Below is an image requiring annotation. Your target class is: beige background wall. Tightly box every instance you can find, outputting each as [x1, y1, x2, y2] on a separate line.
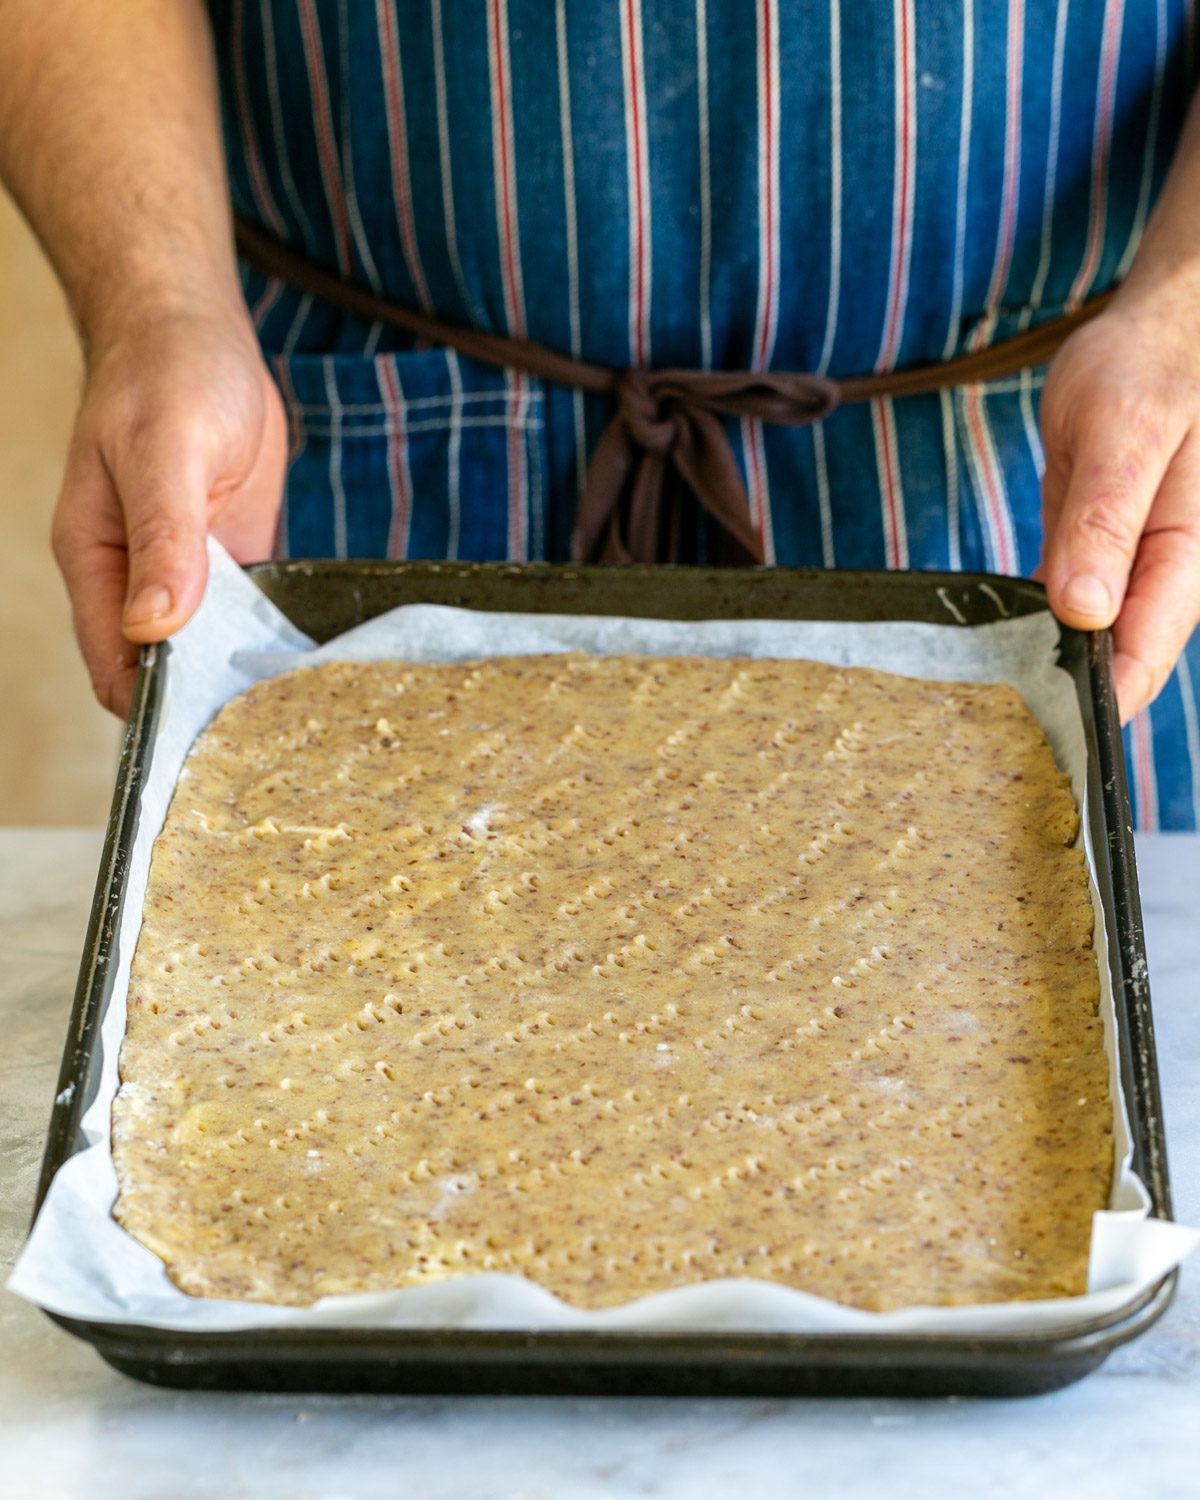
[1, 191, 120, 825]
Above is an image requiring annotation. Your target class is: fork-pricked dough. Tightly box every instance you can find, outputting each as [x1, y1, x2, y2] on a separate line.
[112, 654, 1111, 1310]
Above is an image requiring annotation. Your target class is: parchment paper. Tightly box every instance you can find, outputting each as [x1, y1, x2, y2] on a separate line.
[10, 540, 1197, 1334]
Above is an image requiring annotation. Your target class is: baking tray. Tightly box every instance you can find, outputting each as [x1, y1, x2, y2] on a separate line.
[31, 562, 1176, 1396]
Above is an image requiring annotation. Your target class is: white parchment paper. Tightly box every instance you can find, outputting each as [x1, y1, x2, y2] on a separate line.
[10, 541, 1198, 1334]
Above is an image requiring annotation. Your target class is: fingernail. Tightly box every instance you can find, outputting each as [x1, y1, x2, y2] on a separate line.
[1061, 574, 1112, 620]
[124, 585, 173, 626]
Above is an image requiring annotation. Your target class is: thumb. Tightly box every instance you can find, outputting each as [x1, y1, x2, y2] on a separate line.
[116, 434, 212, 644]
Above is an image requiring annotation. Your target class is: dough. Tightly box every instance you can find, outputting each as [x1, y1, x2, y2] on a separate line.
[112, 654, 1111, 1309]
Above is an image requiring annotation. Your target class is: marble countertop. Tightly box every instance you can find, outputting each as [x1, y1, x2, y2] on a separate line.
[1, 828, 1197, 1500]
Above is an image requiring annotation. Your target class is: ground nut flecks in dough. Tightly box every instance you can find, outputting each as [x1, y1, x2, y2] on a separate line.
[112, 654, 1111, 1310]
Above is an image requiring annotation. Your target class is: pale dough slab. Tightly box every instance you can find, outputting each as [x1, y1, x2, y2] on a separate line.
[112, 654, 1111, 1310]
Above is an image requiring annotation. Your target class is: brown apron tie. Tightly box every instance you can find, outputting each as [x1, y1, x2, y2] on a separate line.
[580, 367, 839, 563]
[235, 215, 1114, 566]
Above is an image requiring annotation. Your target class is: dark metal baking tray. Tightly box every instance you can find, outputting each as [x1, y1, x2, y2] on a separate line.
[31, 562, 1176, 1396]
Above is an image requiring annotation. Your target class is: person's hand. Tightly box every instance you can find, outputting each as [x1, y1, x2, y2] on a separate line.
[51, 305, 288, 718]
[1040, 287, 1200, 723]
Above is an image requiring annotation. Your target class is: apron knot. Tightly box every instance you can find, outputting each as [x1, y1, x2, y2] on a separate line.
[572, 367, 841, 566]
[616, 369, 679, 456]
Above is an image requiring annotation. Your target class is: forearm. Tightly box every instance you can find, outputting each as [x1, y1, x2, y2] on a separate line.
[0, 0, 244, 356]
[1116, 89, 1200, 311]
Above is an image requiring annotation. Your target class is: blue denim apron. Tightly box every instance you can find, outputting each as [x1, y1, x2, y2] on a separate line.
[211, 0, 1199, 828]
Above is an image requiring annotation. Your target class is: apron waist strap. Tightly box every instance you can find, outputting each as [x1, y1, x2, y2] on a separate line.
[235, 215, 1112, 566]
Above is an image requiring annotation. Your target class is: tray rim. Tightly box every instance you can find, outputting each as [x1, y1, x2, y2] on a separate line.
[28, 561, 1177, 1396]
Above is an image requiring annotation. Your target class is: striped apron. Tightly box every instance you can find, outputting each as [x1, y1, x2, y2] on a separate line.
[211, 0, 1200, 828]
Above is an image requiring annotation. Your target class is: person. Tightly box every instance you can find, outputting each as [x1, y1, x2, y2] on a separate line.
[1, 2, 1198, 827]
